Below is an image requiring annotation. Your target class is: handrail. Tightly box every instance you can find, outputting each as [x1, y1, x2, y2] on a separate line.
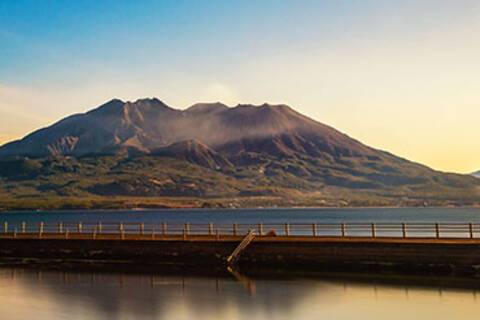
[0, 221, 479, 240]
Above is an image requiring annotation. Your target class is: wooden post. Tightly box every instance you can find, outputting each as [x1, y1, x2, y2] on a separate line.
[435, 223, 440, 238]
[208, 223, 213, 236]
[97, 222, 102, 234]
[77, 222, 83, 234]
[162, 222, 167, 236]
[402, 223, 407, 239]
[65, 228, 69, 239]
[92, 227, 97, 240]
[371, 223, 376, 238]
[3, 222, 8, 234]
[312, 223, 317, 237]
[216, 229, 220, 241]
[341, 223, 346, 237]
[284, 223, 290, 236]
[140, 223, 145, 235]
[233, 223, 238, 236]
[151, 227, 155, 240]
[13, 228, 17, 239]
[58, 222, 64, 234]
[257, 223, 264, 236]
[469, 223, 474, 239]
[21, 222, 26, 234]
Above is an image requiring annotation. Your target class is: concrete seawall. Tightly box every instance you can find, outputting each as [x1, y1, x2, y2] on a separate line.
[1, 236, 480, 276]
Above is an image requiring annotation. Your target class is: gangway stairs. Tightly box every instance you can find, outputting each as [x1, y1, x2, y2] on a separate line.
[226, 229, 256, 267]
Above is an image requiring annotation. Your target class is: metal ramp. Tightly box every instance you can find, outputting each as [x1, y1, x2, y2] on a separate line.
[226, 229, 256, 267]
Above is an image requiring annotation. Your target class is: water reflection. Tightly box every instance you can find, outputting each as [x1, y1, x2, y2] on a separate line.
[0, 268, 479, 320]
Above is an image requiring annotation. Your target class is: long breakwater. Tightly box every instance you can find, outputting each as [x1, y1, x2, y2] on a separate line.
[1, 221, 480, 277]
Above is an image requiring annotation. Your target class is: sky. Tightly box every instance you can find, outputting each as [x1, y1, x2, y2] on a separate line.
[0, 0, 479, 174]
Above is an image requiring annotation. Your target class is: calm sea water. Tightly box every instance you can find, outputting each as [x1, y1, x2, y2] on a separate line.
[1, 208, 480, 319]
[1, 207, 480, 224]
[0, 267, 478, 320]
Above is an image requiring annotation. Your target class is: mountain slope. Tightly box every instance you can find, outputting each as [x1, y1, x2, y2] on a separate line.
[0, 98, 479, 209]
[151, 140, 232, 169]
[472, 171, 480, 178]
[0, 99, 378, 159]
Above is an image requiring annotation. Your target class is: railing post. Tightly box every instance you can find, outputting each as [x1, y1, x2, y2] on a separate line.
[312, 223, 317, 237]
[435, 223, 440, 239]
[77, 222, 83, 234]
[58, 222, 64, 234]
[39, 222, 44, 238]
[284, 223, 290, 236]
[371, 223, 376, 238]
[119, 223, 125, 240]
[469, 223, 474, 239]
[162, 222, 167, 236]
[140, 223, 145, 235]
[258, 223, 263, 236]
[341, 223, 346, 237]
[151, 227, 156, 240]
[65, 228, 69, 239]
[183, 223, 189, 240]
[3, 222, 8, 234]
[92, 227, 97, 240]
[13, 228, 17, 239]
[97, 222, 102, 234]
[402, 223, 407, 238]
[208, 223, 213, 236]
[233, 223, 238, 236]
[21, 222, 26, 234]
[216, 229, 220, 241]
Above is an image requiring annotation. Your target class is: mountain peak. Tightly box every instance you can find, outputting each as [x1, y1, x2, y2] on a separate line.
[109, 98, 125, 104]
[126, 98, 174, 111]
[186, 102, 229, 114]
[132, 97, 165, 105]
[231, 103, 296, 116]
[89, 98, 172, 116]
[234, 102, 291, 108]
[87, 98, 125, 115]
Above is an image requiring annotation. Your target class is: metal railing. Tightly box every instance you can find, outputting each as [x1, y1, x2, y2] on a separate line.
[0, 221, 479, 240]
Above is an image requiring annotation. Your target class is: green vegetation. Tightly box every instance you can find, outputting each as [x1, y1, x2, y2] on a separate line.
[0, 154, 479, 211]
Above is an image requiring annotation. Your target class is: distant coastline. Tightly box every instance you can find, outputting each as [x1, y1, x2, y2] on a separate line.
[1, 196, 479, 212]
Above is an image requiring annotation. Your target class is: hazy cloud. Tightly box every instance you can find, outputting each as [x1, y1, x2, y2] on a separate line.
[199, 83, 240, 107]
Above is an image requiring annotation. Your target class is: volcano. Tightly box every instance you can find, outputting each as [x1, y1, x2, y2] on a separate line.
[0, 98, 478, 208]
